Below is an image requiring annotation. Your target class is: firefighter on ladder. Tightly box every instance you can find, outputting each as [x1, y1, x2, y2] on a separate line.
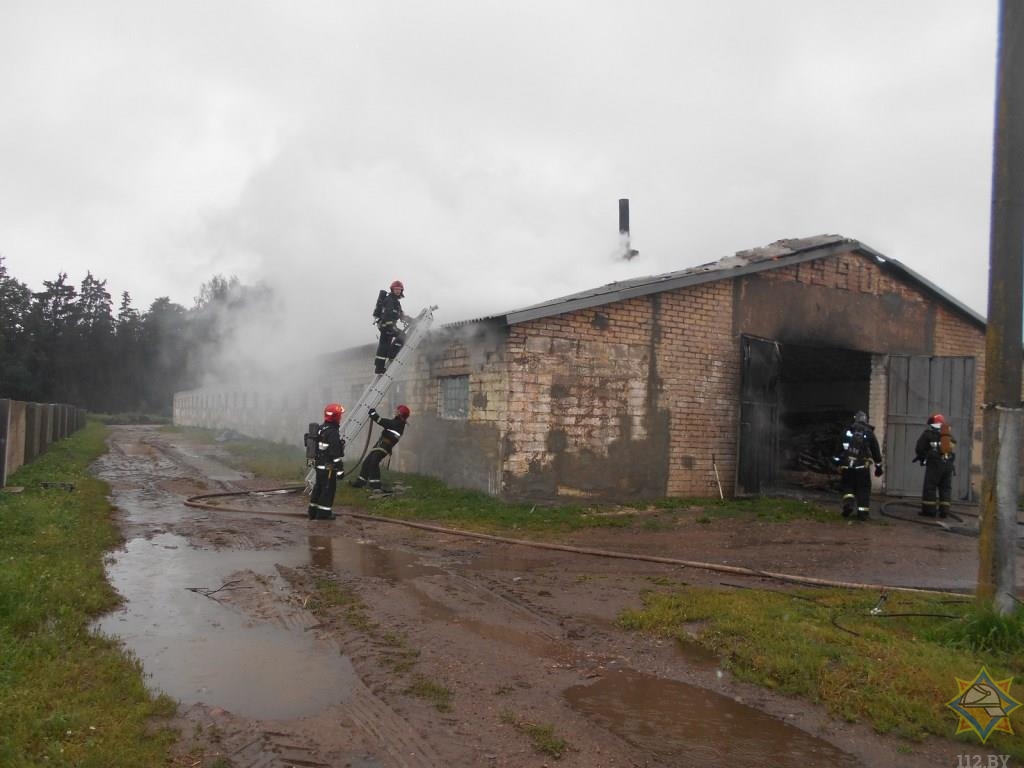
[308, 403, 345, 520]
[373, 280, 411, 375]
[350, 405, 410, 493]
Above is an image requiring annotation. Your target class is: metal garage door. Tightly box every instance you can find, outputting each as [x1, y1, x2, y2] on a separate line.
[885, 355, 975, 500]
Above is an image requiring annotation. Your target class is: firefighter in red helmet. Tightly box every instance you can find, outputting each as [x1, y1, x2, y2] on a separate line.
[308, 403, 345, 520]
[372, 280, 411, 375]
[350, 404, 410, 493]
[914, 413, 956, 518]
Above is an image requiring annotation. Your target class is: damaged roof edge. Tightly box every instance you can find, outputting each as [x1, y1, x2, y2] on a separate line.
[855, 243, 986, 329]
[442, 238, 986, 332]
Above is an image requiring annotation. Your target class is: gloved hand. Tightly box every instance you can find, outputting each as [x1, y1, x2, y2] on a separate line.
[874, 465, 884, 477]
[368, 407, 378, 421]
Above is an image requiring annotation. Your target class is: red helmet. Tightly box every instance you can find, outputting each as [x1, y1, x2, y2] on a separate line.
[395, 404, 411, 420]
[928, 413, 945, 426]
[390, 280, 404, 295]
[324, 403, 345, 423]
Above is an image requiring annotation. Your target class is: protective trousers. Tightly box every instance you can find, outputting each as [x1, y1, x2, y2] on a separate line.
[374, 327, 406, 374]
[308, 466, 338, 519]
[355, 447, 389, 490]
[840, 465, 872, 520]
[921, 459, 954, 518]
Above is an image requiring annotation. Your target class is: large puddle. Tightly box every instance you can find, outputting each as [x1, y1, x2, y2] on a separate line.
[565, 667, 862, 767]
[94, 533, 355, 719]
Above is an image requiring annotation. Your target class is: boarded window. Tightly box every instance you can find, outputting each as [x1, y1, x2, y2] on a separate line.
[438, 375, 469, 420]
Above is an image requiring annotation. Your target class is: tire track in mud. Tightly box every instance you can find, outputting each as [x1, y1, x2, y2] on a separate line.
[219, 567, 444, 768]
[182, 705, 338, 768]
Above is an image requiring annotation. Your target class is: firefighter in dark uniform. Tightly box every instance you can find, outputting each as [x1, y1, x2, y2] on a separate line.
[350, 404, 410, 493]
[835, 410, 883, 521]
[308, 403, 345, 520]
[374, 280, 410, 375]
[915, 413, 956, 518]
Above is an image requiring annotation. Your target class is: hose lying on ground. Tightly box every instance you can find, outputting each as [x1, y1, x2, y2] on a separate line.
[184, 488, 969, 598]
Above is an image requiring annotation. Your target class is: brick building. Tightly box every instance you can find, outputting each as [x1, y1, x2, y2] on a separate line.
[174, 234, 986, 503]
[393, 235, 984, 502]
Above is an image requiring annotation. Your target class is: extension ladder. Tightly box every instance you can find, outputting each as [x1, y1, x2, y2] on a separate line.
[305, 305, 438, 492]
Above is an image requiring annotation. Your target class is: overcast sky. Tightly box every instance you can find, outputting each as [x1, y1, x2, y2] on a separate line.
[0, 1, 1000, 361]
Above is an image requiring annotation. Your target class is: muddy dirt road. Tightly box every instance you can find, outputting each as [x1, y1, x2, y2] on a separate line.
[91, 426, 1016, 767]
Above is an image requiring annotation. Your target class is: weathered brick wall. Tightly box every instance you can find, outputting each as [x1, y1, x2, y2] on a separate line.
[397, 324, 507, 494]
[656, 283, 739, 496]
[503, 299, 663, 499]
[496, 282, 739, 500]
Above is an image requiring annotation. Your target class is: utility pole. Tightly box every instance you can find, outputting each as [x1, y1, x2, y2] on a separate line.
[978, 0, 1024, 615]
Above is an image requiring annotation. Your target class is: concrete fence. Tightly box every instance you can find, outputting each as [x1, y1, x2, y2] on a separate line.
[0, 399, 88, 488]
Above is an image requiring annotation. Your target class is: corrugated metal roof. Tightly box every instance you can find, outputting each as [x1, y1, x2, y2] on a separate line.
[441, 234, 986, 330]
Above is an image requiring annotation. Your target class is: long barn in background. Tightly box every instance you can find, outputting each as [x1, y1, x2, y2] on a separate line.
[175, 235, 987, 503]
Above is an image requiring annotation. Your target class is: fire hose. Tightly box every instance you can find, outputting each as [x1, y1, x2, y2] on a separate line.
[183, 489, 968, 598]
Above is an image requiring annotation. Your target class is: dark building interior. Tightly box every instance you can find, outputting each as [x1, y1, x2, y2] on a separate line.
[775, 343, 871, 490]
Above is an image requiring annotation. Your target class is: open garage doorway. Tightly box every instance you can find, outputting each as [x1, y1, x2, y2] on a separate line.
[738, 336, 874, 495]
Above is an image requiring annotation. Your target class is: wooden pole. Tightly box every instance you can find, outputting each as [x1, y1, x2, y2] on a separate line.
[978, 0, 1024, 614]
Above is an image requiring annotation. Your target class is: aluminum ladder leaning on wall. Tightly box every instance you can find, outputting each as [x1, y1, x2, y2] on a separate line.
[305, 304, 438, 493]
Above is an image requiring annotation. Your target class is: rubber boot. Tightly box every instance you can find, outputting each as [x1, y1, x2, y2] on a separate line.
[841, 495, 854, 518]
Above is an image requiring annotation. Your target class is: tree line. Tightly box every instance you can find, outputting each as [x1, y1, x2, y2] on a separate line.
[0, 256, 270, 414]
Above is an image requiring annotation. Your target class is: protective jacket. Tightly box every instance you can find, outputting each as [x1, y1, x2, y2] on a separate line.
[369, 409, 406, 453]
[838, 420, 882, 469]
[314, 422, 345, 470]
[914, 425, 956, 465]
[376, 293, 405, 331]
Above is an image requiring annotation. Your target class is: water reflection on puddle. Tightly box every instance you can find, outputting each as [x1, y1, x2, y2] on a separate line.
[565, 668, 861, 767]
[307, 535, 439, 580]
[94, 533, 355, 719]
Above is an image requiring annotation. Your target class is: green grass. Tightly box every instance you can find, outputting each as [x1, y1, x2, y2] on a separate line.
[163, 426, 307, 482]
[618, 586, 1024, 758]
[91, 412, 171, 425]
[500, 710, 569, 759]
[166, 427, 845, 533]
[309, 577, 376, 632]
[406, 675, 453, 712]
[0, 420, 178, 767]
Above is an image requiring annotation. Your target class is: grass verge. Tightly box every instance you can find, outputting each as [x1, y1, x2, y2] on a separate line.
[164, 427, 839, 533]
[0, 419, 177, 767]
[619, 586, 1024, 758]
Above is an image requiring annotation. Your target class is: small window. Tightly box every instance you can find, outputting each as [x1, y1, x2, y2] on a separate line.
[438, 375, 469, 420]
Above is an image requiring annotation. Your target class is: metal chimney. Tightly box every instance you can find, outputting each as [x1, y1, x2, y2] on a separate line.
[618, 198, 639, 260]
